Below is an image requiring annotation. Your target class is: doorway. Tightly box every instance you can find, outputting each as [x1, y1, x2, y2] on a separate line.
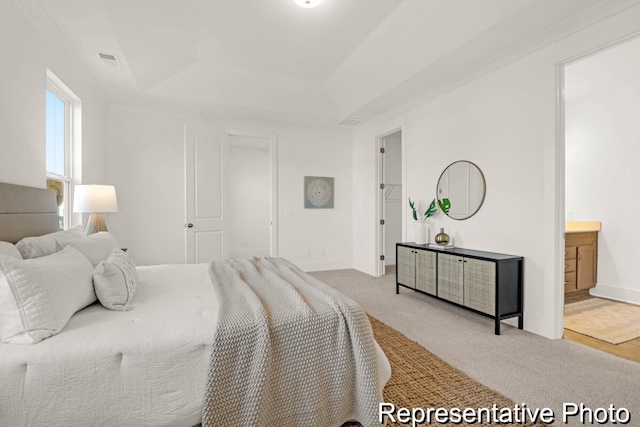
[228, 135, 271, 258]
[184, 128, 278, 263]
[560, 35, 640, 363]
[378, 130, 403, 276]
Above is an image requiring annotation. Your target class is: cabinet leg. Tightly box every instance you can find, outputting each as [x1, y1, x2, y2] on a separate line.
[396, 283, 399, 294]
[495, 319, 501, 335]
[518, 315, 524, 330]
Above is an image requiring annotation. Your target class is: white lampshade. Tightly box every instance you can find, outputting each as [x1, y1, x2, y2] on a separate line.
[293, 0, 322, 8]
[73, 185, 119, 213]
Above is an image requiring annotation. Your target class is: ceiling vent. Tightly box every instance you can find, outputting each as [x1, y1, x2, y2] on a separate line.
[337, 117, 364, 127]
[98, 52, 121, 67]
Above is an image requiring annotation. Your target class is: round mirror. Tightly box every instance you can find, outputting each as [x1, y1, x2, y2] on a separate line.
[436, 160, 486, 220]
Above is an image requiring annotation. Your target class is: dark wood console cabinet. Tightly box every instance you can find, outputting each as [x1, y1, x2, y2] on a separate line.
[396, 243, 524, 335]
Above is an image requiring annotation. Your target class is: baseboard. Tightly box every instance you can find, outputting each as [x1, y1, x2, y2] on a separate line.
[293, 259, 352, 272]
[353, 262, 376, 277]
[516, 311, 553, 338]
[589, 283, 640, 306]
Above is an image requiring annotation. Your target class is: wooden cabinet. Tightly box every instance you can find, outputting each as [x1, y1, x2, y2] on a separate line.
[437, 253, 463, 304]
[565, 232, 597, 293]
[396, 243, 523, 335]
[462, 258, 496, 315]
[396, 246, 436, 295]
[416, 250, 437, 294]
[397, 246, 416, 288]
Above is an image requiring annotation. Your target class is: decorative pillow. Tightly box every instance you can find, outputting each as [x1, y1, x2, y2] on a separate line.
[93, 249, 138, 311]
[15, 226, 85, 259]
[0, 246, 96, 344]
[0, 242, 22, 259]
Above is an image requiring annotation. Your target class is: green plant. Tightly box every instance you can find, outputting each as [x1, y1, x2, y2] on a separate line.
[438, 198, 451, 214]
[409, 198, 418, 220]
[424, 199, 437, 218]
[409, 198, 438, 221]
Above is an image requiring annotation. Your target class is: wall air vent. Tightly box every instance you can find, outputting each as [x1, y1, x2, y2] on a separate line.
[98, 52, 121, 66]
[337, 117, 364, 127]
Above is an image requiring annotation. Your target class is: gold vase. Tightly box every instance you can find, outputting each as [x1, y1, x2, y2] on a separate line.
[434, 228, 450, 246]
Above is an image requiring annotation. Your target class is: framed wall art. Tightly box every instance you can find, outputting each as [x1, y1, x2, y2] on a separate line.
[304, 176, 334, 209]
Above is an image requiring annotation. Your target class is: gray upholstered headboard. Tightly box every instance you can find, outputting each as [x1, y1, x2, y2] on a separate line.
[0, 182, 60, 243]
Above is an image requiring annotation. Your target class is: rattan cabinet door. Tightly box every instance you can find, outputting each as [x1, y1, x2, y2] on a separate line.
[437, 253, 463, 304]
[463, 258, 496, 315]
[397, 246, 415, 288]
[415, 250, 436, 295]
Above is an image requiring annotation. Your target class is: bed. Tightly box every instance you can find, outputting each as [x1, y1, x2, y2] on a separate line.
[0, 182, 391, 426]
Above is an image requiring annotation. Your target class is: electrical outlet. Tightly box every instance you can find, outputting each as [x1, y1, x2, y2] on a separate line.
[305, 248, 311, 257]
[567, 210, 575, 221]
[285, 211, 294, 219]
[321, 248, 326, 256]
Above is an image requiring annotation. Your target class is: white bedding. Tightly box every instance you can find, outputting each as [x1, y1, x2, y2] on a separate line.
[0, 263, 390, 427]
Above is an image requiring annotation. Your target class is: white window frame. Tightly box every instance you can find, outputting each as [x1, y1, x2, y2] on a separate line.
[46, 70, 82, 230]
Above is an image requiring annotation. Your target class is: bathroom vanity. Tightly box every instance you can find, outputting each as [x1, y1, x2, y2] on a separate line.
[565, 221, 601, 294]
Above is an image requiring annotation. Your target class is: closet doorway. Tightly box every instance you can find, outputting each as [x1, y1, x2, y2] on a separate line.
[378, 130, 403, 276]
[185, 128, 278, 264]
[228, 135, 272, 258]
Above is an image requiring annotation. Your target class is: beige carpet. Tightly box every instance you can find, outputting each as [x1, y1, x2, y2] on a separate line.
[311, 269, 640, 426]
[564, 298, 640, 344]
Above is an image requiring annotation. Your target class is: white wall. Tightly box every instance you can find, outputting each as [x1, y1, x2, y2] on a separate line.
[0, 1, 109, 193]
[352, 4, 640, 339]
[384, 131, 402, 265]
[108, 107, 353, 270]
[107, 108, 187, 265]
[228, 135, 271, 258]
[273, 127, 353, 271]
[565, 36, 640, 305]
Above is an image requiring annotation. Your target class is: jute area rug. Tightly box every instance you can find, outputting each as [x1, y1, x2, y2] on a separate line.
[564, 298, 640, 344]
[345, 316, 545, 426]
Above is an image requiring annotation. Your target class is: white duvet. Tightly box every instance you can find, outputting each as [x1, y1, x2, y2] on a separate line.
[0, 263, 390, 427]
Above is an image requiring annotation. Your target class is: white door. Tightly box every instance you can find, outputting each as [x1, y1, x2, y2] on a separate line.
[185, 127, 229, 263]
[378, 136, 387, 275]
[378, 130, 403, 276]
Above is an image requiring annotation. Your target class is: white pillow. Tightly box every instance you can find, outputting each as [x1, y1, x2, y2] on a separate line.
[66, 239, 112, 268]
[0, 242, 22, 259]
[0, 246, 96, 344]
[65, 232, 119, 268]
[51, 225, 85, 247]
[87, 232, 120, 254]
[15, 226, 85, 259]
[93, 249, 138, 311]
[15, 234, 56, 259]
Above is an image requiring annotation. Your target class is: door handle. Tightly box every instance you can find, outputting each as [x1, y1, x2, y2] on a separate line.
[186, 223, 194, 228]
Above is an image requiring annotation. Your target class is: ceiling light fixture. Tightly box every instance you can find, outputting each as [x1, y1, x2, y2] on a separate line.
[293, 0, 322, 8]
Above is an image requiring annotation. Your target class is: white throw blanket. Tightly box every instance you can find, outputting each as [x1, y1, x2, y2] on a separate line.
[201, 257, 382, 427]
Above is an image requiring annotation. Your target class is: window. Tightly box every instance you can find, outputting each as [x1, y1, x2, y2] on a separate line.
[46, 72, 80, 230]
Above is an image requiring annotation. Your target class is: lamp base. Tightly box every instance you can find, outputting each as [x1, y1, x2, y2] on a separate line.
[85, 213, 108, 236]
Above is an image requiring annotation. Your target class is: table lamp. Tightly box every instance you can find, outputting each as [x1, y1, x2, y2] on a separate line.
[73, 184, 119, 235]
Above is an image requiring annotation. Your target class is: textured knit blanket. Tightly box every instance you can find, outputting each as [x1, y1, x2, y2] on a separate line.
[201, 257, 382, 427]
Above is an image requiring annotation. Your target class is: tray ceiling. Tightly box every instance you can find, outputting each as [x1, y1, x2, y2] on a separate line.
[23, 0, 610, 127]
